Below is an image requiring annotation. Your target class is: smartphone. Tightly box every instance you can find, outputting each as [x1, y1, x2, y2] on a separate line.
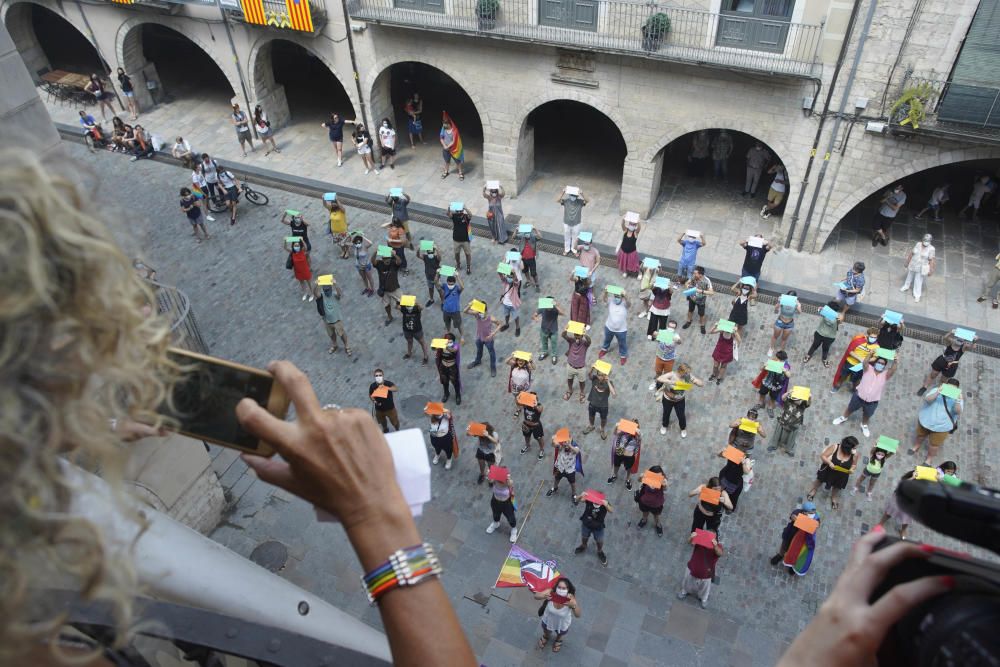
[162, 347, 290, 456]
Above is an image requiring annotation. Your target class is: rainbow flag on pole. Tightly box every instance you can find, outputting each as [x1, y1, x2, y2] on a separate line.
[496, 545, 560, 592]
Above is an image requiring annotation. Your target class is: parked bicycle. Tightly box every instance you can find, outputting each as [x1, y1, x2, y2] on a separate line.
[207, 180, 270, 213]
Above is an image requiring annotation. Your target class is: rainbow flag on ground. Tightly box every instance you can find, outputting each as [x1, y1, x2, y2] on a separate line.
[782, 530, 816, 576]
[496, 545, 560, 592]
[440, 111, 464, 163]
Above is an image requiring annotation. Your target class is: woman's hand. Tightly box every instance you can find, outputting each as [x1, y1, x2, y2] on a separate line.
[777, 527, 953, 667]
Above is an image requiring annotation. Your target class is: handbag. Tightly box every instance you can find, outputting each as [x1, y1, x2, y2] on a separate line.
[537, 599, 548, 617]
[285, 253, 293, 270]
[943, 396, 959, 434]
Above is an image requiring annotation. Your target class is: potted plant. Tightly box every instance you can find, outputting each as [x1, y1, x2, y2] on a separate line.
[641, 12, 670, 52]
[889, 82, 938, 129]
[476, 0, 499, 30]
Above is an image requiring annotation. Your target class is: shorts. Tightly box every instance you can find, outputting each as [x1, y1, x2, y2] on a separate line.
[332, 232, 349, 246]
[325, 321, 345, 339]
[588, 404, 609, 422]
[237, 129, 252, 141]
[541, 621, 569, 638]
[774, 318, 794, 330]
[612, 452, 635, 470]
[503, 304, 520, 320]
[847, 392, 879, 419]
[566, 365, 587, 383]
[186, 213, 201, 225]
[403, 329, 423, 342]
[123, 91, 134, 98]
[758, 385, 782, 401]
[654, 357, 675, 375]
[687, 299, 706, 316]
[443, 310, 462, 330]
[637, 501, 663, 516]
[554, 469, 576, 484]
[580, 522, 605, 542]
[381, 146, 396, 156]
[454, 241, 471, 256]
[523, 258, 537, 276]
[258, 126, 272, 138]
[874, 213, 895, 233]
[916, 421, 950, 446]
[357, 144, 372, 155]
[931, 356, 958, 377]
[475, 450, 496, 464]
[442, 148, 464, 164]
[522, 422, 544, 439]
[767, 188, 785, 205]
[381, 288, 401, 307]
[225, 186, 239, 202]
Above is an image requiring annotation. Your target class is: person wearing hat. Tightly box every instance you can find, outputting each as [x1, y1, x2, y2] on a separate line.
[314, 276, 351, 355]
[835, 261, 866, 314]
[769, 501, 821, 572]
[807, 436, 859, 510]
[899, 234, 936, 303]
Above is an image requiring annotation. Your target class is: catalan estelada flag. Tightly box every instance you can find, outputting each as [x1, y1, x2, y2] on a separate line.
[240, 0, 266, 25]
[496, 545, 560, 591]
[285, 0, 314, 32]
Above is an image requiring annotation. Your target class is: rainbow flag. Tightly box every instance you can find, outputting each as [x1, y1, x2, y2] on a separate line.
[496, 545, 560, 592]
[240, 0, 266, 25]
[440, 111, 464, 163]
[782, 530, 816, 576]
[285, 0, 314, 32]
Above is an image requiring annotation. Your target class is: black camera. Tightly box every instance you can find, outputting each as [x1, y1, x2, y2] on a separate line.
[872, 477, 1000, 666]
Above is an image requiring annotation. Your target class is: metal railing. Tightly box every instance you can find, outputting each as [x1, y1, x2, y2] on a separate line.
[888, 76, 1000, 143]
[347, 0, 822, 77]
[150, 281, 211, 354]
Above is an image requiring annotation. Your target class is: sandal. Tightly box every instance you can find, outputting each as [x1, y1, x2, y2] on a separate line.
[345, 348, 353, 357]
[806, 492, 816, 501]
[579, 393, 586, 403]
[831, 499, 840, 510]
[538, 637, 548, 650]
[441, 172, 449, 179]
[552, 640, 563, 653]
[459, 173, 465, 181]
[823, 359, 831, 368]
[564, 391, 572, 401]
[803, 355, 811, 364]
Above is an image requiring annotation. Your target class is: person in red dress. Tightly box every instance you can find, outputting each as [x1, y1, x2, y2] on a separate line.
[284, 238, 314, 302]
[708, 323, 741, 385]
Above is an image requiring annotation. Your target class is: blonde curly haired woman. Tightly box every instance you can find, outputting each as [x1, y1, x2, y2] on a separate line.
[1, 149, 474, 666]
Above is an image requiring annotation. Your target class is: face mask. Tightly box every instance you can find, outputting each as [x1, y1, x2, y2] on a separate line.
[374, 375, 384, 383]
[613, 297, 623, 305]
[354, 242, 362, 248]
[292, 245, 301, 252]
[868, 336, 877, 343]
[426, 250, 435, 256]
[580, 244, 589, 250]
[447, 280, 456, 287]
[555, 587, 569, 596]
[875, 451, 885, 459]
[742, 287, 751, 294]
[874, 362, 886, 371]
[382, 122, 388, 128]
[563, 446, 571, 452]
[922, 241, 930, 246]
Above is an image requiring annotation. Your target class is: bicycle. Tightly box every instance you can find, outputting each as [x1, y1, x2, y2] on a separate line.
[207, 179, 270, 213]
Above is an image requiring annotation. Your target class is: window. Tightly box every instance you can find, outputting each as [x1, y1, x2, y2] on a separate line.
[717, 0, 794, 53]
[394, 0, 444, 14]
[538, 0, 598, 32]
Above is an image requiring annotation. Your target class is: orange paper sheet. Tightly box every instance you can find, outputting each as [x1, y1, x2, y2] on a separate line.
[721, 446, 746, 464]
[699, 487, 721, 504]
[370, 385, 389, 399]
[793, 514, 819, 534]
[516, 391, 537, 407]
[467, 422, 487, 436]
[617, 419, 639, 435]
[554, 427, 571, 443]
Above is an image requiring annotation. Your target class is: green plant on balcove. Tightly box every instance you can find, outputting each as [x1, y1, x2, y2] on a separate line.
[476, 0, 499, 18]
[889, 82, 938, 129]
[644, 12, 671, 37]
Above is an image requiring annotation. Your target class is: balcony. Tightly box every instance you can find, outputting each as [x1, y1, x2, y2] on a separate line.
[347, 0, 823, 78]
[888, 77, 1000, 145]
[225, 0, 330, 33]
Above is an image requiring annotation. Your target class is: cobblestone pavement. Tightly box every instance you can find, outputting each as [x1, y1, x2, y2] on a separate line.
[65, 141, 998, 667]
[52, 95, 1000, 332]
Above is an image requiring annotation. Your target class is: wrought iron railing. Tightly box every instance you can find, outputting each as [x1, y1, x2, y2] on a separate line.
[347, 0, 822, 77]
[150, 281, 211, 354]
[889, 76, 1000, 141]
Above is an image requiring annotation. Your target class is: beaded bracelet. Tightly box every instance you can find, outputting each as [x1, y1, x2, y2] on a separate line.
[361, 542, 442, 605]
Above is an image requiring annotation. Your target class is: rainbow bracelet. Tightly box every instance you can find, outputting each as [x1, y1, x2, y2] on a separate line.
[362, 542, 442, 605]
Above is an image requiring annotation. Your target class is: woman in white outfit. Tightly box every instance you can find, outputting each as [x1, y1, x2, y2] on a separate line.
[899, 234, 936, 302]
[534, 577, 582, 653]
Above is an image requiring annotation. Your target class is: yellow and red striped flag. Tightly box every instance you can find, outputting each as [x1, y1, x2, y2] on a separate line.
[285, 0, 314, 32]
[240, 0, 267, 25]
[110, 0, 134, 4]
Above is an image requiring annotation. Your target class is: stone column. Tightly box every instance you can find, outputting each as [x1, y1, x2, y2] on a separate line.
[620, 154, 659, 217]
[0, 19, 59, 154]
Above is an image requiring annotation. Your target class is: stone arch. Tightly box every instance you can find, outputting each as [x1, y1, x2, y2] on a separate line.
[115, 16, 241, 109]
[2, 0, 105, 81]
[642, 118, 795, 178]
[815, 145, 1000, 251]
[512, 90, 634, 158]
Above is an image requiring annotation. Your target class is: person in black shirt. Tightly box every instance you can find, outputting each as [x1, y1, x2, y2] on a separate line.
[368, 368, 399, 432]
[876, 320, 904, 351]
[281, 210, 311, 251]
[116, 67, 139, 120]
[416, 239, 441, 306]
[397, 301, 429, 365]
[519, 392, 545, 458]
[372, 252, 402, 325]
[449, 204, 473, 274]
[575, 495, 611, 567]
[739, 235, 772, 282]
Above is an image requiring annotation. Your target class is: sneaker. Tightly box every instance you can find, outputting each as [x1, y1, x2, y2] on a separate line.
[866, 491, 873, 501]
[861, 423, 871, 438]
[760, 205, 768, 218]
[700, 599, 708, 610]
[521, 445, 530, 454]
[655, 525, 663, 536]
[467, 361, 481, 369]
[916, 387, 927, 396]
[477, 474, 485, 485]
[647, 335, 653, 341]
[301, 294, 308, 301]
[620, 357, 627, 366]
[769, 554, 782, 566]
[539, 353, 548, 361]
[597, 551, 607, 567]
[638, 519, 647, 528]
[660, 426, 667, 435]
[637, 311, 646, 319]
[625, 479, 632, 490]
[374, 169, 381, 175]
[682, 321, 692, 329]
[574, 545, 586, 554]
[914, 296, 920, 303]
[767, 408, 775, 418]
[538, 451, 545, 460]
[677, 591, 688, 600]
[832, 416, 848, 425]
[546, 488, 556, 497]
[551, 356, 558, 366]
[681, 430, 687, 438]
[486, 521, 500, 534]
[206, 215, 216, 222]
[598, 350, 607, 359]
[432, 454, 441, 465]
[607, 476, 617, 484]
[850, 486, 857, 496]
[308, 295, 314, 302]
[490, 368, 496, 378]
[445, 458, 452, 470]
[899, 285, 909, 292]
[700, 325, 706, 334]
[509, 528, 518, 543]
[649, 382, 657, 391]
[425, 299, 434, 307]
[365, 169, 370, 175]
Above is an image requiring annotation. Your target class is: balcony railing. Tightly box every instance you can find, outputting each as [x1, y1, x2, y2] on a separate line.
[888, 76, 1000, 144]
[347, 0, 823, 78]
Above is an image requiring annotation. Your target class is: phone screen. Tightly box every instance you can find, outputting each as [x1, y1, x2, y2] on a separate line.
[164, 351, 274, 452]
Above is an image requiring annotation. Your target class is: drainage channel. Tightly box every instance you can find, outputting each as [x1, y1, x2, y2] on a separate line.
[57, 124, 1000, 356]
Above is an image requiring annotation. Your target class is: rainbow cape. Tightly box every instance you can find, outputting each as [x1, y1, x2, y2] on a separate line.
[496, 545, 560, 591]
[782, 529, 816, 576]
[441, 111, 464, 162]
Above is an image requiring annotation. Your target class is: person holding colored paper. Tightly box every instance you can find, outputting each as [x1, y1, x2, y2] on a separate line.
[283, 237, 314, 302]
[506, 353, 535, 419]
[350, 233, 376, 297]
[876, 316, 905, 352]
[804, 300, 843, 367]
[769, 501, 820, 575]
[636, 262, 659, 317]
[485, 467, 518, 543]
[753, 351, 791, 418]
[398, 298, 429, 365]
[649, 321, 682, 386]
[547, 431, 582, 502]
[569, 271, 592, 328]
[909, 378, 963, 466]
[598, 289, 630, 365]
[676, 231, 705, 280]
[383, 218, 409, 274]
[438, 272, 465, 337]
[482, 182, 508, 244]
[532, 297, 564, 363]
[435, 332, 462, 404]
[728, 278, 755, 335]
[426, 404, 457, 470]
[534, 578, 582, 654]
[470, 421, 500, 484]
[688, 478, 732, 534]
[324, 195, 350, 259]
[769, 291, 801, 356]
[465, 302, 502, 377]
[576, 235, 601, 289]
[576, 492, 612, 567]
[851, 439, 896, 501]
[831, 327, 880, 392]
[832, 351, 898, 438]
[708, 321, 741, 385]
[519, 391, 546, 458]
[682, 266, 714, 334]
[562, 326, 592, 402]
[617, 214, 641, 277]
[834, 261, 866, 314]
[806, 436, 859, 510]
[645, 278, 672, 339]
[583, 366, 616, 440]
[739, 235, 771, 282]
[679, 530, 723, 608]
[717, 447, 753, 512]
[727, 408, 767, 451]
[498, 267, 523, 336]
[368, 369, 400, 433]
[372, 249, 402, 325]
[654, 362, 703, 437]
[315, 276, 351, 356]
[281, 209, 311, 252]
[517, 225, 540, 291]
[607, 419, 642, 490]
[768, 388, 810, 456]
[917, 329, 975, 396]
[557, 187, 588, 255]
[635, 465, 667, 536]
[416, 239, 441, 307]
[448, 202, 472, 274]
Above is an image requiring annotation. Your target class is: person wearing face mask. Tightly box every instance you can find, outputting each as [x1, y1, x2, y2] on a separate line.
[717, 446, 753, 512]
[831, 326, 880, 392]
[569, 272, 592, 328]
[438, 273, 465, 337]
[350, 233, 376, 296]
[546, 430, 582, 502]
[314, 275, 351, 355]
[576, 492, 612, 567]
[851, 441, 895, 501]
[599, 290, 630, 366]
[535, 577, 582, 654]
[649, 320, 682, 389]
[448, 203, 473, 274]
[518, 224, 540, 291]
[682, 266, 714, 334]
[834, 261, 866, 315]
[281, 210, 311, 251]
[324, 195, 349, 258]
[416, 238, 440, 306]
[617, 214, 642, 277]
[377, 118, 397, 170]
[654, 362, 703, 437]
[753, 350, 791, 418]
[688, 477, 732, 534]
[532, 297, 563, 363]
[804, 300, 844, 368]
[769, 501, 821, 575]
[404, 93, 423, 148]
[470, 422, 499, 484]
[768, 290, 801, 356]
[498, 269, 522, 336]
[645, 277, 672, 339]
[871, 183, 906, 247]
[876, 317, 904, 351]
[607, 419, 642, 490]
[583, 368, 616, 439]
[464, 302, 501, 376]
[768, 388, 810, 456]
[727, 407, 766, 452]
[397, 298, 429, 365]
[576, 237, 601, 287]
[728, 277, 755, 336]
[283, 237, 314, 301]
[485, 466, 518, 542]
[557, 187, 588, 255]
[353, 123, 379, 175]
[899, 234, 936, 302]
[917, 329, 975, 396]
[562, 327, 592, 401]
[383, 218, 408, 273]
[506, 354, 535, 420]
[679, 529, 723, 608]
[372, 249, 402, 325]
[439, 112, 465, 180]
[435, 332, 462, 404]
[832, 352, 898, 439]
[368, 368, 400, 432]
[425, 402, 456, 470]
[708, 321, 741, 385]
[518, 391, 545, 458]
[909, 378, 963, 466]
[807, 437, 859, 510]
[482, 183, 508, 243]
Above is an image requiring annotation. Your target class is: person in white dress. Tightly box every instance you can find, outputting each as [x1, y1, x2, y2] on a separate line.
[899, 234, 936, 302]
[534, 577, 582, 653]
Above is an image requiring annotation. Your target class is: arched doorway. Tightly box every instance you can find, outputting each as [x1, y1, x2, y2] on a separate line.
[821, 159, 1000, 264]
[5, 3, 106, 81]
[650, 129, 788, 222]
[517, 100, 627, 201]
[251, 38, 354, 130]
[120, 22, 235, 109]
[369, 61, 484, 172]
